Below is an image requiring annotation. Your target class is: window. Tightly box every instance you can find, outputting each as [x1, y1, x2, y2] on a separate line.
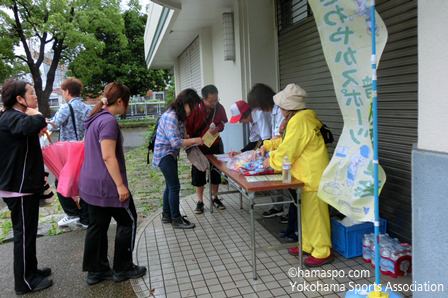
[277, 0, 310, 32]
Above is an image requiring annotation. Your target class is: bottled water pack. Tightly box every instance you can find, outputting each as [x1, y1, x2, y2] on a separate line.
[362, 233, 412, 278]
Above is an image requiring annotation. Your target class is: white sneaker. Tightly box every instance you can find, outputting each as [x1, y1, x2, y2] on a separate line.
[58, 216, 80, 227]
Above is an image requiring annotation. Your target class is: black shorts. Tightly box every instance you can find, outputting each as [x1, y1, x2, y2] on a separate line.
[191, 142, 224, 187]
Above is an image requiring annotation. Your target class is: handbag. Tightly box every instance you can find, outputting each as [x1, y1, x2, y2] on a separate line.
[185, 146, 209, 172]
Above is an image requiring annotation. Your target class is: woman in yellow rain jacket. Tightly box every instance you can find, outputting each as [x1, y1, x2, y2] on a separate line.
[259, 83, 333, 266]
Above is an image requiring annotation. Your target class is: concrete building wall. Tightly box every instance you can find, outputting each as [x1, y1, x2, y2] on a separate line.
[209, 3, 245, 152]
[413, 1, 448, 296]
[418, 0, 448, 154]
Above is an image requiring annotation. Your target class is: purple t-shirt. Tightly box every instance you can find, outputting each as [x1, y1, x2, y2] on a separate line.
[79, 110, 129, 208]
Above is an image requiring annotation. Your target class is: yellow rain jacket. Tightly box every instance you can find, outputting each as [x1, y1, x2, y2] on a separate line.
[263, 109, 332, 258]
[263, 109, 329, 191]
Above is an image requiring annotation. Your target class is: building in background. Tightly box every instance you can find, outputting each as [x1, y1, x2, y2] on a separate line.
[144, 1, 448, 294]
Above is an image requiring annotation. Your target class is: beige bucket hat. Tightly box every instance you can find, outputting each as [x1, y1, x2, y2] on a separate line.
[273, 83, 307, 110]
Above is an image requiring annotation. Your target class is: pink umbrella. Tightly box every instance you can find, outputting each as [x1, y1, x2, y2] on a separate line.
[41, 136, 84, 208]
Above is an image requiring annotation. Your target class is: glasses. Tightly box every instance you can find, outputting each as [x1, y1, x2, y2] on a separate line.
[206, 97, 220, 105]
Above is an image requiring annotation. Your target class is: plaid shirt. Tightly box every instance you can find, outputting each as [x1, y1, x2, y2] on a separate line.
[49, 98, 91, 141]
[152, 109, 185, 166]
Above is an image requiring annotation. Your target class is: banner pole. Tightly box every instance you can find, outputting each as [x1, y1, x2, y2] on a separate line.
[370, 0, 381, 290]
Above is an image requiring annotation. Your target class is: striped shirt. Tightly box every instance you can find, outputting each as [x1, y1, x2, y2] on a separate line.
[152, 109, 185, 166]
[271, 104, 284, 138]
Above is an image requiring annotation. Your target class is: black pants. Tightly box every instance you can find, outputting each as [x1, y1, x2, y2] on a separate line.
[241, 141, 260, 152]
[55, 179, 89, 225]
[83, 196, 137, 273]
[3, 194, 46, 293]
[191, 143, 223, 187]
[285, 189, 298, 237]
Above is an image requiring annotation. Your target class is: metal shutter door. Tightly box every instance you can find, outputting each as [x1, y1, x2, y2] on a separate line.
[178, 37, 202, 93]
[277, 0, 417, 243]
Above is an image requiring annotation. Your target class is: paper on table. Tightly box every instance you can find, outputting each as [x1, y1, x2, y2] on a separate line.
[245, 175, 282, 182]
[202, 130, 219, 148]
[266, 174, 283, 181]
[245, 175, 283, 183]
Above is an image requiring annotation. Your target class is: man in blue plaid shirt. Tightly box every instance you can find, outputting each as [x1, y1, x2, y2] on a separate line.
[48, 78, 91, 228]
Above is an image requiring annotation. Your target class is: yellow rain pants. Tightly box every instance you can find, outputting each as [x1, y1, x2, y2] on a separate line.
[263, 109, 331, 258]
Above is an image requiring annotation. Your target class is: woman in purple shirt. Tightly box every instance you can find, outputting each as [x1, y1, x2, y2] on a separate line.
[79, 82, 146, 285]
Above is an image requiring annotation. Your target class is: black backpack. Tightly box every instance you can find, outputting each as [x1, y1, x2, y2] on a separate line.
[319, 121, 334, 146]
[147, 118, 160, 164]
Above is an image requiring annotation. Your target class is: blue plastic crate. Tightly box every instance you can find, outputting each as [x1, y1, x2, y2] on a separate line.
[330, 218, 387, 258]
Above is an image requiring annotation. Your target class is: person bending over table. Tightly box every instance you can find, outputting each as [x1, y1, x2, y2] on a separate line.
[259, 83, 333, 267]
[247, 83, 288, 221]
[153, 89, 203, 229]
[228, 100, 272, 154]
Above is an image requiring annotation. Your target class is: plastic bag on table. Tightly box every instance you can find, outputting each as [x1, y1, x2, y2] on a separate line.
[226, 150, 273, 175]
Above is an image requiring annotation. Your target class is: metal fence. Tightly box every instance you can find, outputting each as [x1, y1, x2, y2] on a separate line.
[48, 101, 165, 119]
[125, 102, 165, 118]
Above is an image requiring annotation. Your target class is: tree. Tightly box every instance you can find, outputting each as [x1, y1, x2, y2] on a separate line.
[67, 7, 170, 97]
[0, 0, 126, 117]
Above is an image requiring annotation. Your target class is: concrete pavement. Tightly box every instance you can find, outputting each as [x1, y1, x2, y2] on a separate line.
[0, 227, 137, 298]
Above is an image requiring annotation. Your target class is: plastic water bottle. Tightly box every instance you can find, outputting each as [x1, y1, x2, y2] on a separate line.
[282, 156, 291, 183]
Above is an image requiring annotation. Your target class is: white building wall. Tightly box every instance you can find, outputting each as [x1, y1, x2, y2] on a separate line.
[242, 0, 278, 92]
[209, 3, 245, 152]
[199, 27, 215, 87]
[418, 0, 448, 154]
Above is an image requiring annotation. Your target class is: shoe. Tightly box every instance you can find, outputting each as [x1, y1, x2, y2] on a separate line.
[277, 230, 289, 238]
[16, 277, 53, 295]
[86, 269, 114, 285]
[79, 223, 88, 229]
[162, 213, 172, 223]
[194, 201, 204, 214]
[172, 216, 196, 229]
[36, 267, 52, 277]
[279, 216, 288, 224]
[304, 253, 334, 267]
[288, 247, 311, 256]
[212, 197, 225, 210]
[262, 208, 282, 218]
[113, 265, 147, 283]
[282, 235, 298, 243]
[58, 215, 80, 227]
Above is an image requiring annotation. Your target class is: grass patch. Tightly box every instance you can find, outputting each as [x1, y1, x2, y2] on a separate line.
[118, 117, 157, 129]
[0, 220, 12, 244]
[124, 141, 195, 220]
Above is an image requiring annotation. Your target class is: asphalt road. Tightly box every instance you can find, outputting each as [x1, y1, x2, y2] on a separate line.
[0, 228, 137, 298]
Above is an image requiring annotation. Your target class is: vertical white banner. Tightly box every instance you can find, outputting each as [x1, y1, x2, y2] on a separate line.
[309, 0, 388, 221]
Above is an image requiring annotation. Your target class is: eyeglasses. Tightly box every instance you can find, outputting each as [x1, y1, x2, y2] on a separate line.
[206, 97, 220, 105]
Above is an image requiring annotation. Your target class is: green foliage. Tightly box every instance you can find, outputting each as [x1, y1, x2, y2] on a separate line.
[0, 210, 10, 220]
[118, 117, 156, 129]
[0, 220, 12, 244]
[68, 9, 171, 97]
[165, 81, 176, 105]
[0, 0, 126, 117]
[47, 223, 62, 236]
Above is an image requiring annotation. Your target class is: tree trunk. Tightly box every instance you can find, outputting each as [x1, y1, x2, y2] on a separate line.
[30, 65, 51, 118]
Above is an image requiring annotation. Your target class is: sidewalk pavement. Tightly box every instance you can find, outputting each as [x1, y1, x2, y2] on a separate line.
[0, 227, 136, 298]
